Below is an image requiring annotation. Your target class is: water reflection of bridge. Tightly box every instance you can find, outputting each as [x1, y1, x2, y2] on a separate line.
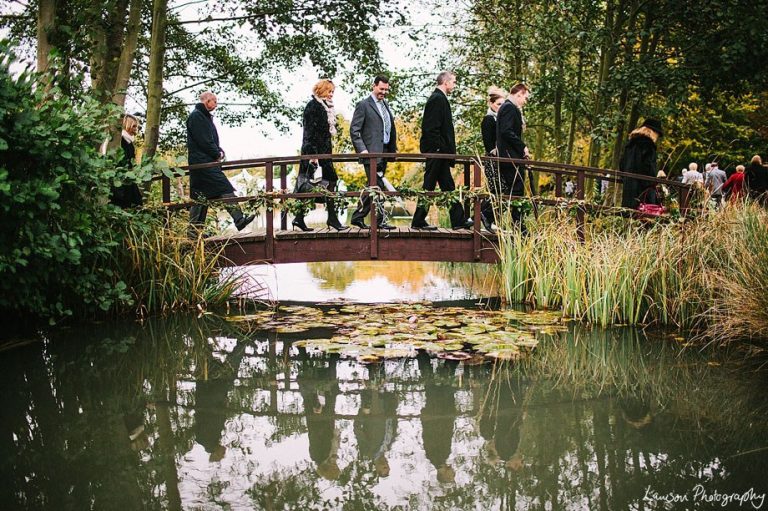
[164, 153, 692, 266]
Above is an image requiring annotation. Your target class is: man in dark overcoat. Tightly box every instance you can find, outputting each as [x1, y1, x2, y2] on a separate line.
[496, 83, 531, 230]
[349, 75, 397, 230]
[187, 91, 254, 234]
[411, 71, 472, 230]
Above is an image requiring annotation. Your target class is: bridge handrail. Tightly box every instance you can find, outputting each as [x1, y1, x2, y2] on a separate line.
[158, 152, 693, 255]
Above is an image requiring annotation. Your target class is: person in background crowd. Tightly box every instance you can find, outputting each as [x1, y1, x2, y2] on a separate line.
[292, 79, 348, 232]
[745, 155, 768, 205]
[349, 75, 397, 230]
[682, 162, 704, 187]
[619, 118, 663, 208]
[411, 71, 473, 231]
[479, 86, 506, 232]
[722, 164, 747, 202]
[187, 91, 254, 236]
[110, 114, 143, 208]
[705, 161, 727, 207]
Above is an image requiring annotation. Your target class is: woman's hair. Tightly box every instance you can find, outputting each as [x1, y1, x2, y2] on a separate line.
[751, 155, 763, 165]
[737, 165, 745, 172]
[312, 79, 335, 99]
[487, 86, 505, 105]
[629, 126, 659, 143]
[122, 114, 139, 132]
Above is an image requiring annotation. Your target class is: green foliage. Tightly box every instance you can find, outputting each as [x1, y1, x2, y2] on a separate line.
[0, 45, 243, 323]
[0, 44, 130, 321]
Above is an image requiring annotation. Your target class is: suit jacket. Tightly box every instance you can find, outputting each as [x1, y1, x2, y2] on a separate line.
[350, 95, 397, 164]
[420, 89, 456, 163]
[496, 99, 526, 160]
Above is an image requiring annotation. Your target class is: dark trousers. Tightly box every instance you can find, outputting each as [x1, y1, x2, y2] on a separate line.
[189, 192, 244, 229]
[351, 161, 388, 226]
[412, 158, 465, 227]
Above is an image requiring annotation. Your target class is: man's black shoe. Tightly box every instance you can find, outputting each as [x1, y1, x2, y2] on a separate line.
[453, 219, 474, 230]
[236, 214, 256, 231]
[481, 214, 495, 233]
[378, 223, 396, 230]
[412, 223, 438, 231]
[351, 219, 369, 229]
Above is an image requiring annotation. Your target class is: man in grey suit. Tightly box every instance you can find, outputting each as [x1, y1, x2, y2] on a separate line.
[349, 75, 397, 229]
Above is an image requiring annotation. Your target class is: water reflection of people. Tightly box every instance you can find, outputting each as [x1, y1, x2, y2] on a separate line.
[298, 353, 341, 480]
[418, 353, 458, 483]
[354, 363, 398, 478]
[478, 366, 526, 471]
[193, 342, 247, 462]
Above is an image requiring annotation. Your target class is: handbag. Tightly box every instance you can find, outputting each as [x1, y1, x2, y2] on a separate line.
[635, 188, 667, 217]
[296, 162, 330, 202]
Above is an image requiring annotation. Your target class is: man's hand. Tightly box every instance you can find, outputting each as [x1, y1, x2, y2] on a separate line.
[310, 158, 319, 165]
[360, 150, 369, 154]
[523, 147, 531, 159]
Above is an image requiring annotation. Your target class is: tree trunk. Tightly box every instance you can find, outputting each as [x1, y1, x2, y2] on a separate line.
[36, 0, 56, 73]
[107, 0, 144, 153]
[113, 0, 143, 109]
[566, 50, 585, 165]
[144, 0, 169, 160]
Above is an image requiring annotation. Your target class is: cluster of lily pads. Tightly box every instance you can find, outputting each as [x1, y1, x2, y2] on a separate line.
[228, 303, 568, 363]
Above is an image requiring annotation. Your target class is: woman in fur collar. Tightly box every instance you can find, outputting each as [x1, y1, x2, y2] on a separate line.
[620, 118, 663, 209]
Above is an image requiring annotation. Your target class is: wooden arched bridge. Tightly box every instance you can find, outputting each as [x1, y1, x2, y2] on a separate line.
[162, 154, 692, 266]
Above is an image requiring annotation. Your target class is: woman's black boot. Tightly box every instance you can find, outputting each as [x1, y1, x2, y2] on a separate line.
[292, 215, 313, 232]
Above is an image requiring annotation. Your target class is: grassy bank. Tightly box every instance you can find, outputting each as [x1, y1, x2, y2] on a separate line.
[494, 201, 768, 343]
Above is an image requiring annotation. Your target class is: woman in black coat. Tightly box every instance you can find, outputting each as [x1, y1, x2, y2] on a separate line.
[110, 114, 143, 208]
[479, 87, 506, 232]
[745, 155, 768, 205]
[620, 119, 663, 209]
[293, 79, 347, 231]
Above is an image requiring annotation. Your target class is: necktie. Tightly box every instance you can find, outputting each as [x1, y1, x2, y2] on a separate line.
[378, 101, 390, 144]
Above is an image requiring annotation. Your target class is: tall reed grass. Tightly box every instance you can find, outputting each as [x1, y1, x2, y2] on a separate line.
[494, 200, 768, 342]
[114, 213, 244, 316]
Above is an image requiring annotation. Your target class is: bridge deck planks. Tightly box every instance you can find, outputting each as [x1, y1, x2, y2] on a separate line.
[207, 226, 499, 266]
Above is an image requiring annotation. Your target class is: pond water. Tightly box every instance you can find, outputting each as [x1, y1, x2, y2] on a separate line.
[1, 305, 767, 511]
[239, 261, 498, 303]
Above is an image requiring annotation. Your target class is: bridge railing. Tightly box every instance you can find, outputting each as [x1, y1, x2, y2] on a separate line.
[159, 153, 693, 256]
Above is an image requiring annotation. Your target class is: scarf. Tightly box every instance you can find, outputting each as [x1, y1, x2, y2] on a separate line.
[121, 129, 135, 144]
[486, 107, 497, 118]
[314, 95, 337, 135]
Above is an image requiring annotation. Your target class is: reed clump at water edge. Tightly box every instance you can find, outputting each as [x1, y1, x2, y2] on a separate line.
[113, 213, 246, 317]
[493, 200, 768, 343]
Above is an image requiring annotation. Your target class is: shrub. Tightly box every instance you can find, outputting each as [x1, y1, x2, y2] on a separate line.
[0, 44, 134, 321]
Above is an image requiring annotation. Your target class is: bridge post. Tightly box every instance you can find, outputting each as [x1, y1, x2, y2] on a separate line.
[463, 161, 471, 222]
[265, 161, 274, 261]
[555, 172, 563, 198]
[473, 161, 482, 261]
[368, 155, 378, 259]
[162, 174, 170, 203]
[280, 163, 288, 230]
[576, 168, 586, 242]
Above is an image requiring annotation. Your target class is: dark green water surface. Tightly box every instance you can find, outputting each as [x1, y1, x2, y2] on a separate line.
[1, 307, 767, 510]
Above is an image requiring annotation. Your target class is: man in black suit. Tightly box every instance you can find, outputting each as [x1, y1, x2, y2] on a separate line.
[496, 83, 531, 230]
[349, 75, 397, 230]
[411, 71, 473, 230]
